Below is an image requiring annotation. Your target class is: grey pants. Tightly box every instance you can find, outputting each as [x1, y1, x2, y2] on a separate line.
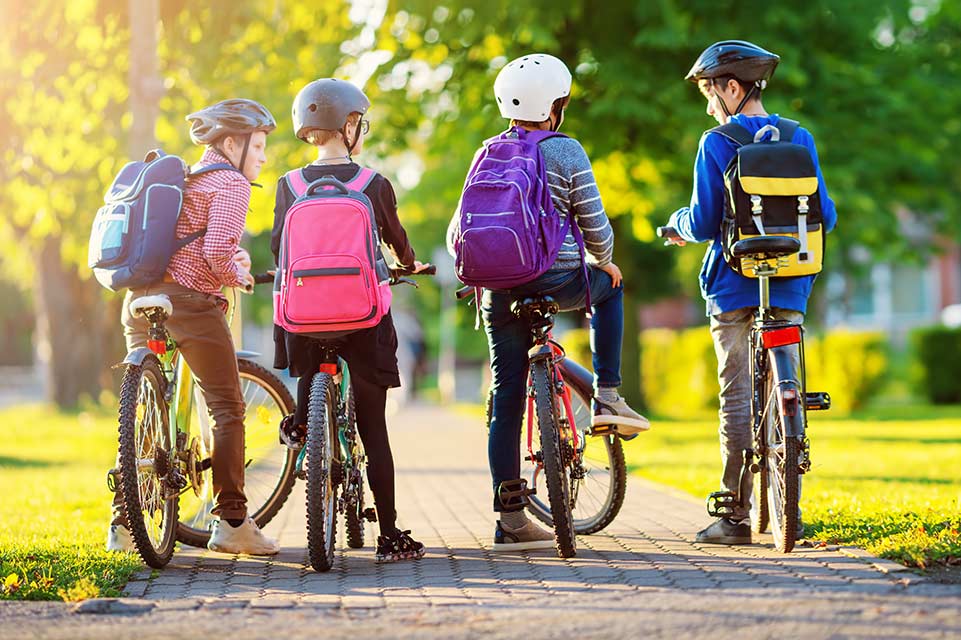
[710, 306, 804, 521]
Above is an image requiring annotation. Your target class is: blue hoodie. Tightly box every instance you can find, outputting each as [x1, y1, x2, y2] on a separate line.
[668, 114, 837, 316]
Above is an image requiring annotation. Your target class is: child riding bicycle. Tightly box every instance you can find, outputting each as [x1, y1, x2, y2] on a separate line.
[446, 53, 650, 551]
[107, 98, 281, 556]
[271, 78, 429, 563]
[665, 41, 837, 545]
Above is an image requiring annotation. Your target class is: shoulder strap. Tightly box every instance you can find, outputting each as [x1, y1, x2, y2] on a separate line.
[344, 166, 377, 192]
[775, 117, 800, 144]
[285, 169, 309, 197]
[525, 129, 568, 145]
[708, 122, 755, 147]
[188, 162, 244, 178]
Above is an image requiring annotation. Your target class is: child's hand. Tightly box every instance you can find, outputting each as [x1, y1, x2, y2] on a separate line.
[412, 260, 431, 273]
[600, 262, 623, 288]
[234, 248, 252, 271]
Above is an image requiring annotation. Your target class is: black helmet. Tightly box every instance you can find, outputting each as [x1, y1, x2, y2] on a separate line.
[685, 40, 779, 85]
[186, 99, 276, 145]
[292, 78, 370, 141]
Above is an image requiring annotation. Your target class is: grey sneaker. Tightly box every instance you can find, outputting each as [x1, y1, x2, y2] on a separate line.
[106, 524, 135, 553]
[493, 520, 555, 552]
[208, 517, 280, 556]
[696, 518, 752, 545]
[592, 395, 651, 436]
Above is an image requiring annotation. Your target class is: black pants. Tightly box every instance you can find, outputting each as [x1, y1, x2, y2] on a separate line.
[295, 373, 396, 537]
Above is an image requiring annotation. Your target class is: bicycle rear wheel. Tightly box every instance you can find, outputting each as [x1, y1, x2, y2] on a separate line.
[762, 363, 800, 553]
[177, 359, 297, 547]
[343, 388, 367, 549]
[527, 380, 626, 534]
[117, 356, 178, 568]
[530, 360, 576, 558]
[306, 373, 338, 572]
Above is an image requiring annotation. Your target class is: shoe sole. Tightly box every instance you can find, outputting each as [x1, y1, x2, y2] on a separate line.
[207, 543, 280, 556]
[375, 548, 426, 564]
[694, 536, 752, 545]
[492, 539, 557, 552]
[591, 415, 651, 433]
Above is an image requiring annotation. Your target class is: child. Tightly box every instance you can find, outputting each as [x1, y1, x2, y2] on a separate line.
[271, 78, 429, 563]
[666, 41, 837, 544]
[447, 54, 650, 551]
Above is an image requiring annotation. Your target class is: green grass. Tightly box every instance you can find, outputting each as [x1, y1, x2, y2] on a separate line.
[624, 405, 961, 568]
[0, 404, 142, 601]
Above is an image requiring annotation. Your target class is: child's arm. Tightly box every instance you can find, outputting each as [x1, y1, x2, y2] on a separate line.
[567, 144, 614, 266]
[668, 133, 726, 243]
[373, 177, 416, 269]
[271, 177, 293, 266]
[204, 174, 251, 287]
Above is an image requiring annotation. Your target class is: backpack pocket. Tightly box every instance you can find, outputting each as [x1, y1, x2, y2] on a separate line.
[88, 203, 132, 268]
[284, 255, 376, 326]
[457, 225, 531, 283]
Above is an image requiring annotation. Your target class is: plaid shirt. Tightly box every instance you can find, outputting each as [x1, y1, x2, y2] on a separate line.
[166, 149, 249, 297]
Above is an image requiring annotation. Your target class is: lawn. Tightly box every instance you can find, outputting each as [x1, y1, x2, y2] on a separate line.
[623, 405, 961, 568]
[0, 404, 142, 601]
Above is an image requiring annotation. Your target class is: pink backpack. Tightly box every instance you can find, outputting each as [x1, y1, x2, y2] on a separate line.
[273, 167, 392, 338]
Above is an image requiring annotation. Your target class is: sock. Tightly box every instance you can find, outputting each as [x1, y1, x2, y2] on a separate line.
[226, 518, 245, 528]
[597, 386, 619, 403]
[500, 510, 528, 529]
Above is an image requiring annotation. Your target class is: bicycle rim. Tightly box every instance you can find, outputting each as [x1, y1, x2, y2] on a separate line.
[527, 381, 626, 534]
[530, 361, 576, 557]
[306, 373, 338, 572]
[176, 360, 297, 547]
[117, 357, 178, 568]
[763, 366, 799, 553]
[343, 388, 366, 549]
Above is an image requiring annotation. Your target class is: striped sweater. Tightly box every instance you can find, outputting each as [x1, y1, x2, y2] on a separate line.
[446, 134, 614, 272]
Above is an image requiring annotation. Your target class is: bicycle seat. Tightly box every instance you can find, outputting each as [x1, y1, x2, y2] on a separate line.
[130, 294, 173, 320]
[731, 236, 801, 260]
[511, 296, 560, 318]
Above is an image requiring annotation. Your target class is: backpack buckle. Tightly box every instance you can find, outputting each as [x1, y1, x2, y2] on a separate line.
[797, 196, 809, 214]
[750, 195, 763, 215]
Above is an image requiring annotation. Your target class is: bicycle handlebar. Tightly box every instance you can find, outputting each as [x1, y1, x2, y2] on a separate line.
[389, 264, 436, 288]
[455, 286, 475, 300]
[656, 226, 681, 241]
[252, 272, 275, 285]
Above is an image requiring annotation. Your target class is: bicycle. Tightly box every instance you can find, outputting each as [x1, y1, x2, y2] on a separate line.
[458, 287, 628, 558]
[112, 273, 296, 568]
[301, 266, 435, 572]
[658, 227, 830, 553]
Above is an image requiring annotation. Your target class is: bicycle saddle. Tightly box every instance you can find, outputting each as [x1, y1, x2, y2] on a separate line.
[129, 294, 173, 319]
[731, 236, 801, 260]
[511, 296, 560, 318]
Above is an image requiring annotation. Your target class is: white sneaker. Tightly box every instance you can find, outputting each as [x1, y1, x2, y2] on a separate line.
[106, 524, 135, 553]
[207, 517, 280, 556]
[592, 394, 651, 436]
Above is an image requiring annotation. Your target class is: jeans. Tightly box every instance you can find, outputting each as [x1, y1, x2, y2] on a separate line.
[482, 266, 623, 512]
[710, 306, 804, 521]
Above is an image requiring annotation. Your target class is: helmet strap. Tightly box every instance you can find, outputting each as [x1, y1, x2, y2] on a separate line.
[237, 133, 252, 175]
[343, 124, 362, 159]
[733, 84, 758, 117]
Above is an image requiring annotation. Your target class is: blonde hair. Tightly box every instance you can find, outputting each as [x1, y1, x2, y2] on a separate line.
[303, 113, 362, 146]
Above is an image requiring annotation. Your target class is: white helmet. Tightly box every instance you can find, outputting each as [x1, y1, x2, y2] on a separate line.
[493, 53, 572, 121]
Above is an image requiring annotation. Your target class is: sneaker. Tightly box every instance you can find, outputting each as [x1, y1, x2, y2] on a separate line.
[106, 524, 135, 553]
[375, 529, 425, 563]
[279, 414, 305, 450]
[208, 517, 280, 556]
[592, 394, 651, 436]
[492, 520, 555, 552]
[695, 518, 752, 545]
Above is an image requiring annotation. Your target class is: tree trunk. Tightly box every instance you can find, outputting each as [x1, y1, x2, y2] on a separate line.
[128, 0, 161, 158]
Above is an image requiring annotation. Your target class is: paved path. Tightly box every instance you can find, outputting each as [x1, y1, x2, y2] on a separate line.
[4, 403, 960, 639]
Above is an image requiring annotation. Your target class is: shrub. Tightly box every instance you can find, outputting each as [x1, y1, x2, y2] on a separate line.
[909, 326, 961, 404]
[805, 329, 888, 414]
[641, 328, 719, 418]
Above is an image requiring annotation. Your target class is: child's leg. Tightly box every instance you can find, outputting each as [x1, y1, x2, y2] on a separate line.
[295, 373, 312, 428]
[350, 373, 397, 536]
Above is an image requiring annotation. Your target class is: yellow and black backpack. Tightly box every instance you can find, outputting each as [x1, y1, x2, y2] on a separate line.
[713, 118, 824, 278]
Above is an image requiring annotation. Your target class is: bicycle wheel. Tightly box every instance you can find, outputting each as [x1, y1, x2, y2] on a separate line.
[762, 362, 800, 553]
[343, 389, 366, 549]
[177, 359, 297, 547]
[306, 373, 338, 572]
[117, 356, 178, 568]
[751, 463, 770, 534]
[530, 360, 576, 558]
[527, 381, 627, 534]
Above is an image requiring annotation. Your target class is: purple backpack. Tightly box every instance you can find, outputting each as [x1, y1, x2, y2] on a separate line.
[453, 127, 584, 289]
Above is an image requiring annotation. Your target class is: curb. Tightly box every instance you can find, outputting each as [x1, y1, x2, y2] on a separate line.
[837, 546, 927, 583]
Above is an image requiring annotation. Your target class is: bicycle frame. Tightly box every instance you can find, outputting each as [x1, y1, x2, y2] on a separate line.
[525, 340, 581, 462]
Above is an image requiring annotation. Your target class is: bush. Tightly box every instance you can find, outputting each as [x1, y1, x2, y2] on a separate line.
[909, 326, 961, 404]
[805, 329, 888, 414]
[641, 328, 719, 418]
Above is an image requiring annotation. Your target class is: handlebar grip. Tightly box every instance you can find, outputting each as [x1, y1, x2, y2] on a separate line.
[656, 226, 680, 240]
[455, 286, 475, 300]
[419, 264, 437, 276]
[252, 272, 274, 285]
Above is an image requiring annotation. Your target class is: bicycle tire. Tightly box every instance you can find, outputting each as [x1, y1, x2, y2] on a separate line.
[344, 389, 366, 549]
[306, 373, 338, 572]
[763, 366, 799, 553]
[176, 359, 297, 547]
[117, 356, 178, 568]
[530, 360, 576, 558]
[751, 468, 770, 534]
[528, 381, 627, 535]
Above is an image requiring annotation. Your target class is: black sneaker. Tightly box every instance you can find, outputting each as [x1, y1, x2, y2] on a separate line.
[279, 414, 305, 450]
[375, 529, 426, 564]
[695, 518, 752, 545]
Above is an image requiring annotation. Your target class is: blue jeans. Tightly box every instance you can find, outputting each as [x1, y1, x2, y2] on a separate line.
[481, 266, 624, 512]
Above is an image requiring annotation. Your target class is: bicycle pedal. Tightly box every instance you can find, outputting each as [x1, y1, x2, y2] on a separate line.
[590, 424, 616, 436]
[362, 508, 378, 522]
[106, 468, 119, 493]
[706, 490, 739, 518]
[805, 391, 831, 411]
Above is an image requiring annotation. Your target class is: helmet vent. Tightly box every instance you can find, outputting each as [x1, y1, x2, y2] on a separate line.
[308, 104, 318, 112]
[512, 99, 520, 106]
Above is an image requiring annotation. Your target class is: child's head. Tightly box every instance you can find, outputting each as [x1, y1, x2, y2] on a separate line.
[494, 54, 572, 132]
[292, 79, 371, 157]
[685, 40, 779, 124]
[186, 98, 276, 181]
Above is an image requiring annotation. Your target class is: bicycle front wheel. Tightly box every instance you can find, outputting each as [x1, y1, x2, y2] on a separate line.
[117, 356, 178, 568]
[530, 360, 576, 558]
[177, 359, 297, 547]
[762, 361, 800, 553]
[527, 380, 626, 535]
[306, 372, 338, 572]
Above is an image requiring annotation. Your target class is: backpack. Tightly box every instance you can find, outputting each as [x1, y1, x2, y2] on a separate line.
[713, 118, 825, 278]
[452, 127, 584, 290]
[273, 166, 392, 339]
[87, 150, 241, 291]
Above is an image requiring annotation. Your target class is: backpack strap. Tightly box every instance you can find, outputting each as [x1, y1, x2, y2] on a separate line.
[708, 122, 755, 147]
[775, 117, 800, 144]
[189, 162, 242, 178]
[344, 166, 377, 192]
[285, 169, 309, 198]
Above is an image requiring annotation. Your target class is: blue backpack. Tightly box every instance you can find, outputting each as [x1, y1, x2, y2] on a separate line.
[88, 150, 241, 291]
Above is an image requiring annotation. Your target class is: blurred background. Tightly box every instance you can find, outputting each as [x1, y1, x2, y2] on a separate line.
[2, 0, 961, 415]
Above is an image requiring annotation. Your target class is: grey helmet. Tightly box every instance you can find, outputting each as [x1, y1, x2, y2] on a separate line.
[186, 98, 276, 145]
[292, 78, 370, 142]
